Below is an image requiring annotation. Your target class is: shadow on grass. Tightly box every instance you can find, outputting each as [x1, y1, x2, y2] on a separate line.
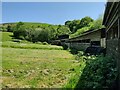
[69, 48, 79, 55]
[9, 34, 15, 39]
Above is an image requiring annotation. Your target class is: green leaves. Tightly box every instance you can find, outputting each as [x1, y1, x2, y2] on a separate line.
[70, 15, 104, 38]
[12, 22, 71, 43]
[77, 56, 118, 89]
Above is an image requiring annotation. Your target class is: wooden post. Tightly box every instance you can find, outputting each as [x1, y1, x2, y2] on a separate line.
[118, 1, 120, 39]
[118, 1, 120, 89]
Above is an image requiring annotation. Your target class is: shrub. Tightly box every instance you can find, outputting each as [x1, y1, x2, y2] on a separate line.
[75, 51, 84, 60]
[62, 44, 68, 50]
[75, 56, 118, 89]
[69, 48, 78, 54]
[13, 27, 27, 39]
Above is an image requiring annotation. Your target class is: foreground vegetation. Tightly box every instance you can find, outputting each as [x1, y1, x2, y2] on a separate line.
[1, 31, 118, 89]
[65, 52, 118, 89]
[1, 32, 80, 88]
[2, 47, 80, 88]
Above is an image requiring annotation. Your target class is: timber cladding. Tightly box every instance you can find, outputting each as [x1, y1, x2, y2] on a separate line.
[103, 1, 120, 62]
[76, 30, 101, 41]
[103, 1, 120, 88]
[69, 29, 102, 42]
[66, 30, 101, 51]
[106, 39, 119, 60]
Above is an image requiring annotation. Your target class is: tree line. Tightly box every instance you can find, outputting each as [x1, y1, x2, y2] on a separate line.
[1, 15, 104, 43]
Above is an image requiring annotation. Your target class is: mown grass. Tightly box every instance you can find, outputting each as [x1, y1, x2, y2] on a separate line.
[2, 47, 81, 88]
[1, 32, 82, 88]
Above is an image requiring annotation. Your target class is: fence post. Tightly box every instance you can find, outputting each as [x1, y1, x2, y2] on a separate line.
[118, 1, 120, 89]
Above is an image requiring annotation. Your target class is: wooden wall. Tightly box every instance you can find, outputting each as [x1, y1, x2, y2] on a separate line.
[103, 1, 120, 88]
[65, 42, 90, 51]
[70, 30, 101, 42]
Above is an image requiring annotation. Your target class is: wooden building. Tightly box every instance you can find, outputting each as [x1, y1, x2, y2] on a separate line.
[64, 28, 106, 51]
[102, 0, 120, 88]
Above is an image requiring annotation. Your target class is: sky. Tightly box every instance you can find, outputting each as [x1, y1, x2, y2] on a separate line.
[2, 2, 106, 25]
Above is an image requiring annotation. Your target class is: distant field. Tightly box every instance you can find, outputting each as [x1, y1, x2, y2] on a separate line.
[1, 32, 81, 88]
[1, 32, 63, 50]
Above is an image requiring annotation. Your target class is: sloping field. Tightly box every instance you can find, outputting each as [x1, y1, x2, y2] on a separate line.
[1, 32, 81, 88]
[2, 47, 80, 88]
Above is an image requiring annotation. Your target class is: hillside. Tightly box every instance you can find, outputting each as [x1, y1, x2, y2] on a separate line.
[1, 22, 57, 30]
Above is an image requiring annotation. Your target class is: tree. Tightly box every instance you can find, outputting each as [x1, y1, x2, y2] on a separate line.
[70, 15, 104, 38]
[88, 15, 104, 30]
[56, 25, 71, 37]
[7, 25, 12, 32]
[78, 16, 94, 29]
[37, 29, 49, 42]
[13, 25, 27, 39]
[65, 20, 80, 33]
[13, 22, 26, 39]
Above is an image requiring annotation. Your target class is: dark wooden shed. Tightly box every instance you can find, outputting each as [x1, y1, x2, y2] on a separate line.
[103, 0, 120, 88]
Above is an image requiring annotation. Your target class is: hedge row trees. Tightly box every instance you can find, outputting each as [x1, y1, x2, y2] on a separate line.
[65, 20, 80, 33]
[13, 22, 27, 39]
[13, 22, 71, 43]
[69, 16, 104, 38]
[7, 25, 12, 32]
[65, 16, 93, 33]
[89, 15, 104, 30]
[78, 16, 94, 29]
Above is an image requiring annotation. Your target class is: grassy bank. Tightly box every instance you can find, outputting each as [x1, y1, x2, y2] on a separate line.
[1, 32, 81, 88]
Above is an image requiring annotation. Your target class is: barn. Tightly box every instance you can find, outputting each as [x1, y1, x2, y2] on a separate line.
[65, 28, 106, 51]
[102, 0, 120, 87]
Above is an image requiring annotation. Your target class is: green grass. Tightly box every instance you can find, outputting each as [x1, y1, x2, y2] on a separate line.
[2, 47, 80, 88]
[1, 32, 63, 50]
[0, 32, 13, 42]
[2, 41, 63, 50]
[1, 32, 82, 88]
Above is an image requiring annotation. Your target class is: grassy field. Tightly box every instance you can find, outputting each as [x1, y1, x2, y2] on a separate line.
[0, 32, 13, 42]
[1, 32, 63, 50]
[1, 32, 82, 88]
[2, 48, 81, 88]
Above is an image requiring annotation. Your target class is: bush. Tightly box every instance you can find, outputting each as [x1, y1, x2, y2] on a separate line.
[62, 44, 68, 50]
[69, 48, 78, 54]
[75, 51, 84, 60]
[12, 22, 71, 43]
[13, 27, 27, 39]
[75, 56, 118, 89]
